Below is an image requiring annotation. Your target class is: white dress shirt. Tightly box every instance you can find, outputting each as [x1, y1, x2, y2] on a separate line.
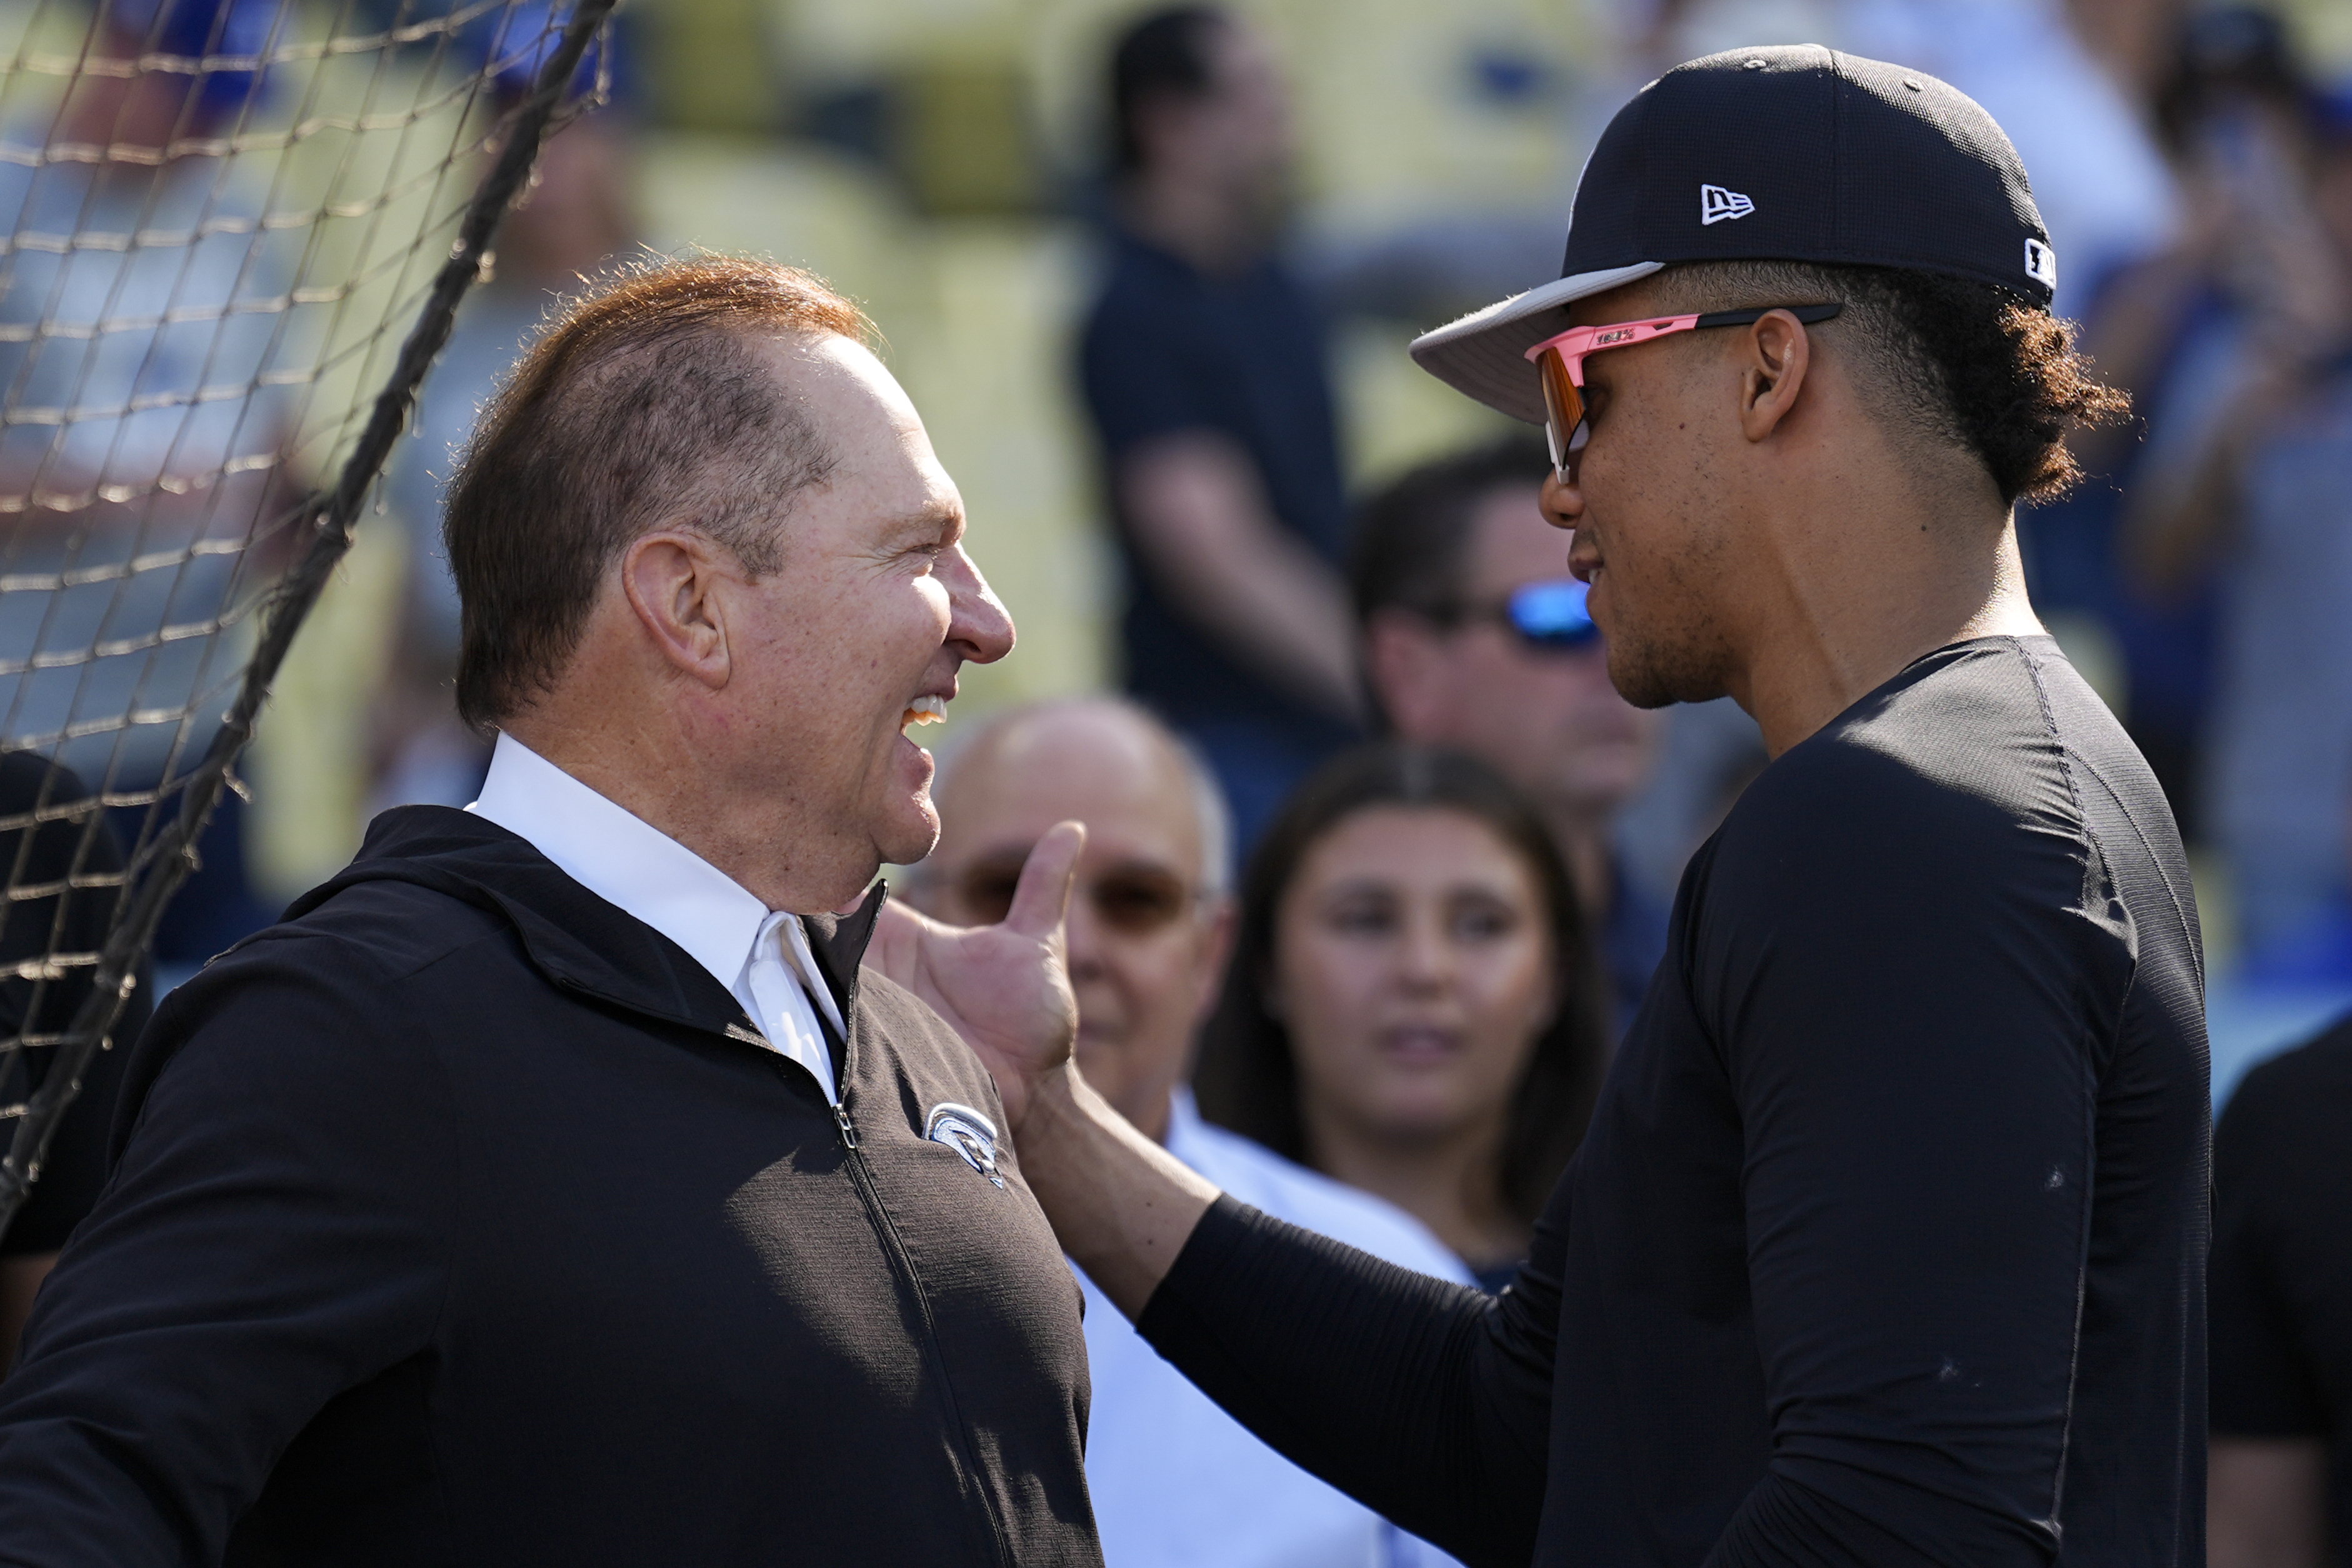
[468, 732, 846, 1102]
[1078, 1093, 1472, 1568]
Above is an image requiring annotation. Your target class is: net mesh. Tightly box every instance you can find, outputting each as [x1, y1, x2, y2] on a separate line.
[0, 0, 614, 1226]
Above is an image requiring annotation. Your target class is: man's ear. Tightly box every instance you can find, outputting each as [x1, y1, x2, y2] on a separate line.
[1362, 608, 1453, 739]
[1737, 308, 1816, 444]
[619, 530, 734, 691]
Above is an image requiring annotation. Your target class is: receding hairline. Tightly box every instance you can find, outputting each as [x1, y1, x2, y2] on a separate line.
[929, 697, 1231, 893]
[940, 699, 1200, 821]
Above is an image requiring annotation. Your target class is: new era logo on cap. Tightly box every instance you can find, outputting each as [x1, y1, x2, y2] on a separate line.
[1700, 184, 1755, 225]
[2024, 237, 2058, 289]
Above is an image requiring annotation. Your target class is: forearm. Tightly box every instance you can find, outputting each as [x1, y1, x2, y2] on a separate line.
[1151, 526, 1359, 716]
[2208, 1437, 2328, 1568]
[1119, 434, 1361, 720]
[1014, 1064, 1219, 1317]
[1138, 1198, 1547, 1567]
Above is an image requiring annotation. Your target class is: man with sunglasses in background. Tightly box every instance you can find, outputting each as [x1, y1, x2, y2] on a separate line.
[869, 44, 2209, 1568]
[1352, 439, 1665, 1032]
[912, 697, 1468, 1568]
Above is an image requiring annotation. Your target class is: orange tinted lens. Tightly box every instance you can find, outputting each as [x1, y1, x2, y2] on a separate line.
[1536, 346, 1584, 477]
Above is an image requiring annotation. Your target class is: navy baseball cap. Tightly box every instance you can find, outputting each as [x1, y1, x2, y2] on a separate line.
[1411, 44, 2056, 424]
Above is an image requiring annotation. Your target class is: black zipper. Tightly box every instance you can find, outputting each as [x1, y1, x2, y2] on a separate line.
[831, 1090, 1017, 1568]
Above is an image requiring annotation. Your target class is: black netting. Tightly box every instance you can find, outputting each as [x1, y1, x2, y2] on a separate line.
[0, 0, 615, 1227]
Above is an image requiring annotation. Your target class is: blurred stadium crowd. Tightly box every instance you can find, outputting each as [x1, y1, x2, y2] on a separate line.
[5, 0, 2352, 1558]
[37, 0, 2332, 1086]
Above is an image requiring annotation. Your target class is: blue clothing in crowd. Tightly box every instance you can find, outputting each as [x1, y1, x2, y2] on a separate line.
[2204, 349, 2352, 966]
[1077, 227, 1357, 849]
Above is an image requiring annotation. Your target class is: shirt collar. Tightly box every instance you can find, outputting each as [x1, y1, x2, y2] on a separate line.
[467, 732, 771, 1009]
[1163, 1087, 1208, 1162]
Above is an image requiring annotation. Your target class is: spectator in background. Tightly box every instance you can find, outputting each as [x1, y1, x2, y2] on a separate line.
[1078, 6, 1359, 851]
[1193, 744, 1608, 1292]
[373, 5, 636, 812]
[1352, 438, 1666, 1028]
[2208, 1009, 2352, 1568]
[914, 699, 1466, 1568]
[0, 0, 304, 970]
[2116, 70, 2352, 977]
[2050, 5, 2315, 837]
[0, 755, 149, 1369]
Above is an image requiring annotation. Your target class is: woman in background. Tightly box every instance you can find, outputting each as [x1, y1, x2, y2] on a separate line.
[1193, 743, 1609, 1291]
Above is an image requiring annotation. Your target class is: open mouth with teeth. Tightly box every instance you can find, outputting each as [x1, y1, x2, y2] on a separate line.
[901, 694, 948, 733]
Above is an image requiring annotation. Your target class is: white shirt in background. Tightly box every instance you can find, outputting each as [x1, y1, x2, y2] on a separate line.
[1079, 1092, 1473, 1568]
[467, 732, 844, 1102]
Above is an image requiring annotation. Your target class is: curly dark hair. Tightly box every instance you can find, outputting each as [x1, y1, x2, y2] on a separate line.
[1191, 743, 1609, 1226]
[1651, 260, 2128, 506]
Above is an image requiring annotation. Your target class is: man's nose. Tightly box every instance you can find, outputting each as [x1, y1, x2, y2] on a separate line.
[943, 545, 1016, 665]
[1539, 471, 1585, 534]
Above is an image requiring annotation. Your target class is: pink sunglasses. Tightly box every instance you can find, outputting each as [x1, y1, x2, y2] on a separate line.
[1523, 303, 1843, 483]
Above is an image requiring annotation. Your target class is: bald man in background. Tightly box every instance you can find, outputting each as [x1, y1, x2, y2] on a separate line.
[914, 697, 1466, 1568]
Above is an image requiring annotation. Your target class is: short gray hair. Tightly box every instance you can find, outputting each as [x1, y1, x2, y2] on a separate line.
[922, 696, 1231, 897]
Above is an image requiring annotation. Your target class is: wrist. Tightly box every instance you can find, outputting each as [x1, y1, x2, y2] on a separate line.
[1019, 1061, 1102, 1156]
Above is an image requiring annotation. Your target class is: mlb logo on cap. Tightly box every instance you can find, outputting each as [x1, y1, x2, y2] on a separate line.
[1409, 44, 2058, 423]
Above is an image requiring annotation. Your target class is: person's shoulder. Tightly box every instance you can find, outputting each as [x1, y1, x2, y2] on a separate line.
[1729, 637, 2100, 845]
[264, 872, 516, 986]
[0, 749, 67, 802]
[1693, 637, 2140, 947]
[1176, 1115, 1471, 1283]
[1080, 232, 1198, 331]
[150, 884, 505, 1060]
[2223, 1013, 2352, 1142]
[115, 886, 499, 1161]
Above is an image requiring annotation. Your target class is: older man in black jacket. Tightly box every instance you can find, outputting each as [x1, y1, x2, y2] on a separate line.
[0, 257, 1102, 1566]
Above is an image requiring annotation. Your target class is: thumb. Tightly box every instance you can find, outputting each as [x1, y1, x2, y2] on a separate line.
[1003, 820, 1085, 941]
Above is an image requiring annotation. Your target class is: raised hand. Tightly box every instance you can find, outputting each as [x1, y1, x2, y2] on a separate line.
[864, 821, 1085, 1131]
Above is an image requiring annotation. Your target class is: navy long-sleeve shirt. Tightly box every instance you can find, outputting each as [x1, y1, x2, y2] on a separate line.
[1141, 636, 2209, 1567]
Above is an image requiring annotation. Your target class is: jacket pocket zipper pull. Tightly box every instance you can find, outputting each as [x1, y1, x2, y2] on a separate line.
[833, 1103, 858, 1150]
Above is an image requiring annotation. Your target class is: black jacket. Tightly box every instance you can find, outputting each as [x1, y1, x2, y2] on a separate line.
[0, 807, 1103, 1567]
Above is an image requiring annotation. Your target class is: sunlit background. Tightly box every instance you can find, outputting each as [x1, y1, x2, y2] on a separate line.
[8, 0, 2349, 1092]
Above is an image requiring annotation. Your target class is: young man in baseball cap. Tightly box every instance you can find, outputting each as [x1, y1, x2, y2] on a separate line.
[874, 44, 2208, 1566]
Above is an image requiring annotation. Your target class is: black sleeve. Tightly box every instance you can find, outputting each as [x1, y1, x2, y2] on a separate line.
[1139, 1191, 1558, 1568]
[1076, 286, 1217, 461]
[2208, 1051, 2328, 1437]
[1691, 751, 2131, 1567]
[0, 756, 151, 1257]
[0, 936, 453, 1566]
